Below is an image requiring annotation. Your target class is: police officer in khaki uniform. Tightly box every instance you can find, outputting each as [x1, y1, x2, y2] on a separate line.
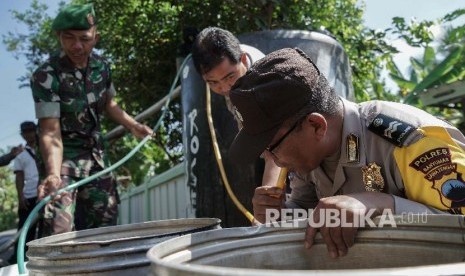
[31, 3, 152, 235]
[229, 48, 465, 258]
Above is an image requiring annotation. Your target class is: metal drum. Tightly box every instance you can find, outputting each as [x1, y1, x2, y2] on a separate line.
[148, 215, 465, 275]
[26, 218, 221, 275]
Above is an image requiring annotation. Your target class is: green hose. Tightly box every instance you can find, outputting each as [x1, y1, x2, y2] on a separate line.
[17, 54, 192, 275]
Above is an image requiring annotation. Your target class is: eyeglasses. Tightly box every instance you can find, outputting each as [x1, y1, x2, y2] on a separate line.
[266, 120, 300, 154]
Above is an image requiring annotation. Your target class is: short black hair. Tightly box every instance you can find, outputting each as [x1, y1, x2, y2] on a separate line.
[191, 27, 242, 75]
[20, 121, 36, 132]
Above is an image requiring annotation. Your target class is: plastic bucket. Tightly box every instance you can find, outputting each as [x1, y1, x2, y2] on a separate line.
[26, 218, 221, 275]
[147, 215, 465, 275]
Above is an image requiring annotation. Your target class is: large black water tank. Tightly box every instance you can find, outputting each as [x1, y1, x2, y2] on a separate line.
[238, 29, 354, 100]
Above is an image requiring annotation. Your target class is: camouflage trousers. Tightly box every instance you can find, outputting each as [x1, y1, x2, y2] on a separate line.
[42, 173, 119, 236]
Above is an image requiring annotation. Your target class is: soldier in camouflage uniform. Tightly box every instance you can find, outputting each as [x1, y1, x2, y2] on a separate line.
[31, 3, 152, 235]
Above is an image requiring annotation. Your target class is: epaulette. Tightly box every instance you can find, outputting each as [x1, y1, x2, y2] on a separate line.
[368, 113, 417, 147]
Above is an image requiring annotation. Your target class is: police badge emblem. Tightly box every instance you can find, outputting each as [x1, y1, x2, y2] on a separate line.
[362, 162, 385, 192]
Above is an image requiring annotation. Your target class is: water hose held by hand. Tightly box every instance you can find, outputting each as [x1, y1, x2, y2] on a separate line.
[269, 168, 288, 200]
[276, 168, 288, 190]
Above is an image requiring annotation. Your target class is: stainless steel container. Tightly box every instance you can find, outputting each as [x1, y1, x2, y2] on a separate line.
[148, 215, 465, 275]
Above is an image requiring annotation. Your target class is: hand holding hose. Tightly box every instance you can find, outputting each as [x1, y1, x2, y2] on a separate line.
[252, 168, 288, 224]
[130, 122, 154, 139]
[252, 186, 285, 224]
[38, 174, 62, 201]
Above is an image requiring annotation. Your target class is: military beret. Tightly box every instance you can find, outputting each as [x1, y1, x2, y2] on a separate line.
[52, 3, 97, 31]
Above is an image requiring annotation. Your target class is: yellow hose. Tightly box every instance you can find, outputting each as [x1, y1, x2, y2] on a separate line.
[206, 85, 288, 223]
[206, 85, 255, 223]
[276, 168, 288, 189]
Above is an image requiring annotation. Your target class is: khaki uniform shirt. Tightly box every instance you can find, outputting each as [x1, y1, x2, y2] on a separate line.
[288, 99, 465, 215]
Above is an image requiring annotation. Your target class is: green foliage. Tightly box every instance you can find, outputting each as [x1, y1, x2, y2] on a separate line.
[389, 44, 464, 106]
[347, 28, 399, 101]
[0, 152, 18, 231]
[388, 9, 465, 94]
[410, 47, 462, 98]
[2, 0, 62, 88]
[387, 10, 465, 126]
[6, 0, 443, 185]
[391, 16, 437, 47]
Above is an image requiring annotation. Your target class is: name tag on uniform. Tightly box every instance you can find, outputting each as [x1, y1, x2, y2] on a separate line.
[346, 133, 359, 163]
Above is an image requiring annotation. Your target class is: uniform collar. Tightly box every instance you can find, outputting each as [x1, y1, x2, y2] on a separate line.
[57, 51, 98, 73]
[310, 98, 366, 196]
[87, 52, 100, 69]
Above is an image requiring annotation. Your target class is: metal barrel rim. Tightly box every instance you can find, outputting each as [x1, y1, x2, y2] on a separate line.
[148, 215, 465, 276]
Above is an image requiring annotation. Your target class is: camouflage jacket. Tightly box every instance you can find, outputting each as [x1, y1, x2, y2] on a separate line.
[31, 51, 116, 178]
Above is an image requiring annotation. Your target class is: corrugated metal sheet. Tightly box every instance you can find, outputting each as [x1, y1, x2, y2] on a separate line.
[119, 163, 194, 224]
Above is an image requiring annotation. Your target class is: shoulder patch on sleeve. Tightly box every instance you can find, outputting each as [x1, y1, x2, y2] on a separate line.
[368, 113, 416, 147]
